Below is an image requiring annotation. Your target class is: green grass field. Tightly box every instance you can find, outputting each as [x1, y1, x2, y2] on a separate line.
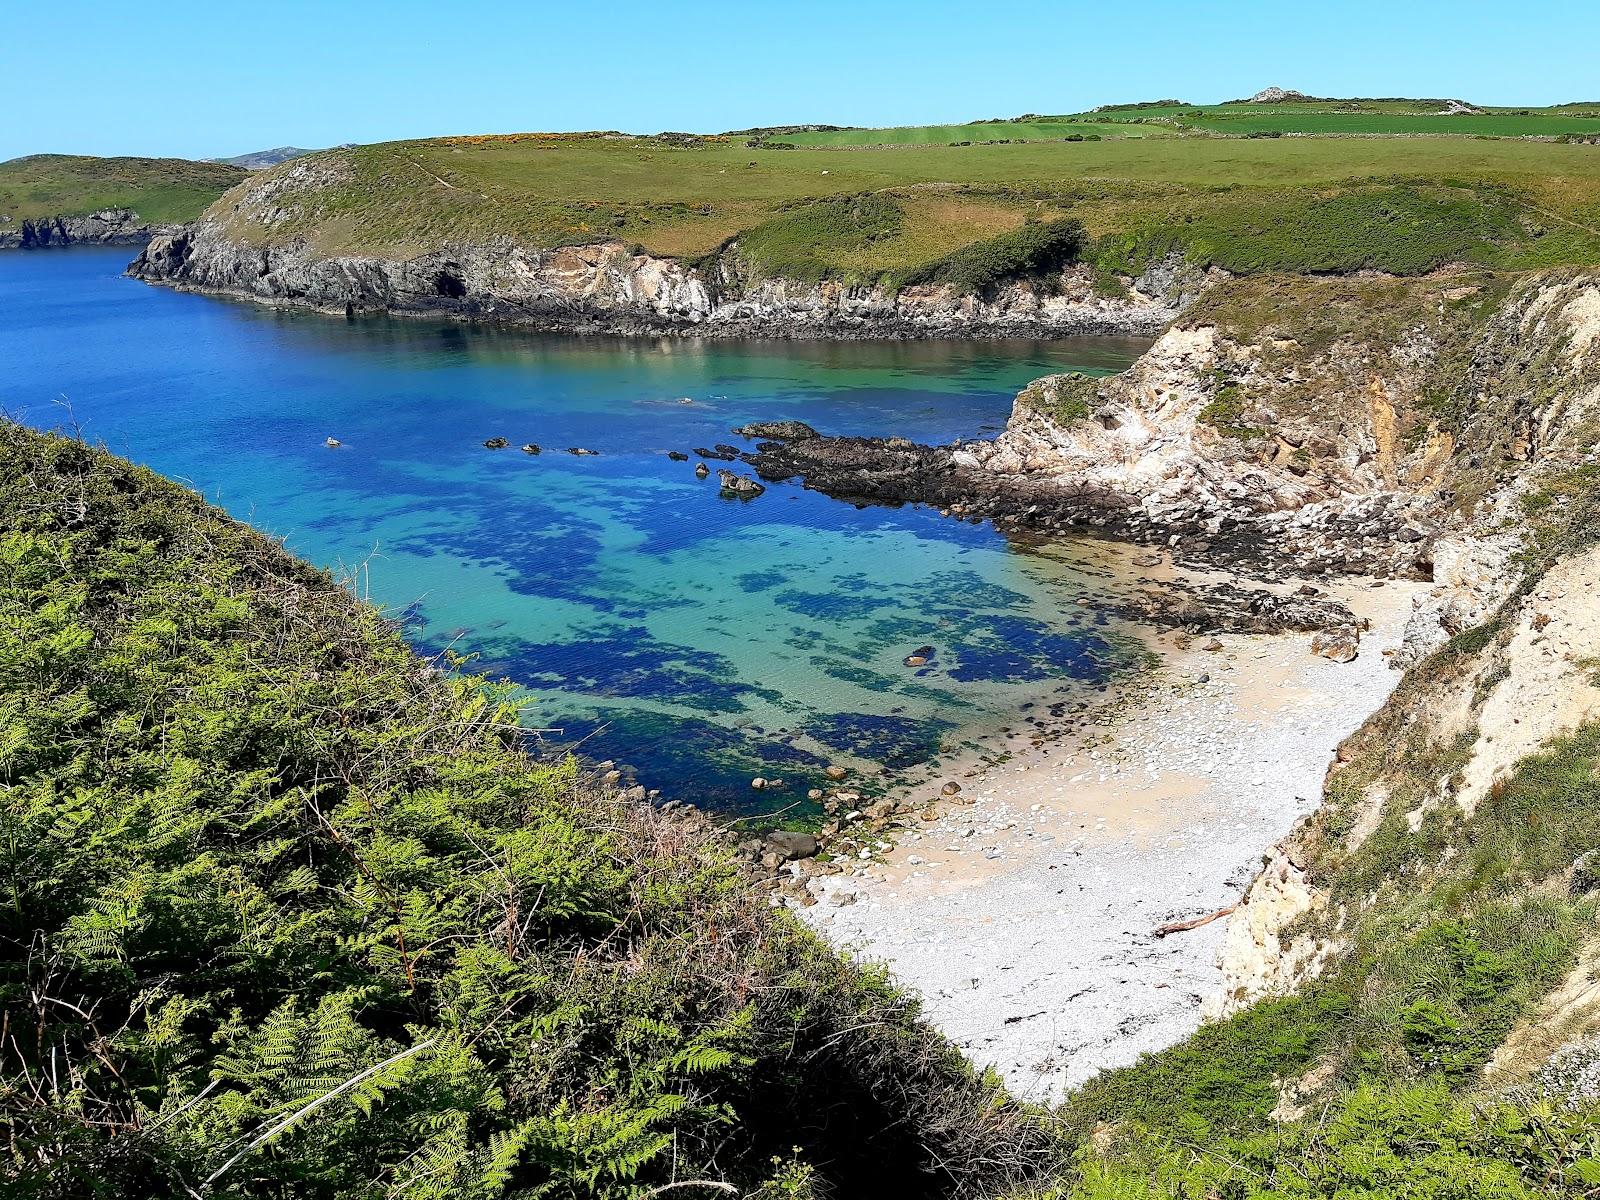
[780, 118, 1160, 146]
[785, 98, 1600, 146]
[216, 128, 1600, 284]
[0, 154, 245, 226]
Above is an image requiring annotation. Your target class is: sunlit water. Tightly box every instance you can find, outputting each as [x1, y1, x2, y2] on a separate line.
[1, 247, 1150, 814]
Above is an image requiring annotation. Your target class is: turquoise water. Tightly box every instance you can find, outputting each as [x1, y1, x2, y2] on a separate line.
[1, 247, 1148, 813]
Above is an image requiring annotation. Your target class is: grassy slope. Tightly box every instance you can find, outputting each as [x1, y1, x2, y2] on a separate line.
[0, 422, 1042, 1199]
[0, 154, 245, 225]
[213, 131, 1600, 286]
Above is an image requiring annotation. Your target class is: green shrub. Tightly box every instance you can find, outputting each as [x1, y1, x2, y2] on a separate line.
[896, 217, 1088, 296]
[735, 193, 905, 282]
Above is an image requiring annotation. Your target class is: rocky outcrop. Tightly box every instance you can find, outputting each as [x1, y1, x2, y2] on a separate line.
[749, 272, 1600, 582]
[0, 208, 166, 249]
[130, 225, 1197, 338]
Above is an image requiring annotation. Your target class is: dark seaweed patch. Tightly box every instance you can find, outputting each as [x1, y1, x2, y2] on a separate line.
[802, 711, 955, 770]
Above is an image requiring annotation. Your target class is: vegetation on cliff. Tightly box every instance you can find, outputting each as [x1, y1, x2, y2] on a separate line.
[0, 423, 1042, 1198]
[0, 155, 244, 227]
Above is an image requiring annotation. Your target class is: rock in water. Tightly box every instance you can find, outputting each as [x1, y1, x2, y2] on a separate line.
[717, 469, 765, 498]
[694, 462, 711, 478]
[732, 420, 819, 441]
[904, 645, 935, 667]
[566, 447, 599, 456]
[667, 450, 689, 461]
[693, 445, 739, 462]
[824, 765, 849, 781]
[324, 437, 341, 448]
[521, 443, 541, 454]
[483, 437, 509, 449]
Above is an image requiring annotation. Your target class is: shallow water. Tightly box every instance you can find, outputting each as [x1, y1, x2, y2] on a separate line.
[1, 247, 1150, 813]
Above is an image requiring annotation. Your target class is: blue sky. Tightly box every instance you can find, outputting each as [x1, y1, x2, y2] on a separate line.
[3, 0, 1596, 161]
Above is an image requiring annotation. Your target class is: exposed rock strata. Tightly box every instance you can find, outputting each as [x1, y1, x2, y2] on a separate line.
[749, 273, 1600, 587]
[131, 228, 1195, 338]
[0, 208, 167, 249]
[1211, 273, 1600, 1017]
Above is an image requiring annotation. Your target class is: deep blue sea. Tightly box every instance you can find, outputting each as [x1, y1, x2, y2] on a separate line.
[1, 247, 1149, 813]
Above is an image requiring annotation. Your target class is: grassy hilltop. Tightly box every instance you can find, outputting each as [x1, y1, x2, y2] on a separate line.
[197, 112, 1600, 286]
[0, 154, 245, 226]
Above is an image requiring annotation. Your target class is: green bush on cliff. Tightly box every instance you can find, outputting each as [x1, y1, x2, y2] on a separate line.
[734, 193, 906, 282]
[895, 217, 1087, 295]
[0, 423, 1043, 1199]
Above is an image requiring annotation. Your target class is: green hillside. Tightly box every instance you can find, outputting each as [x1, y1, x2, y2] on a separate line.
[0, 422, 1035, 1198]
[203, 130, 1600, 284]
[0, 154, 245, 226]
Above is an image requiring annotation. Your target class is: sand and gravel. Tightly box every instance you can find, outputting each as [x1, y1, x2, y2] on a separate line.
[799, 575, 1424, 1103]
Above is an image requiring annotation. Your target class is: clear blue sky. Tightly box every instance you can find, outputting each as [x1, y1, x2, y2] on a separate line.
[3, 0, 1596, 161]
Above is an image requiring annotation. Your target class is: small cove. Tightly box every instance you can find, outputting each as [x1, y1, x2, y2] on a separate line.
[2, 247, 1154, 813]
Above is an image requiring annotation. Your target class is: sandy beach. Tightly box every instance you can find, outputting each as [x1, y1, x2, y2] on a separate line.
[799, 574, 1424, 1103]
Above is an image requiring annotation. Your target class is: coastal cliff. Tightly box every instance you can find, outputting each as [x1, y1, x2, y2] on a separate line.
[129, 223, 1195, 338]
[749, 271, 1600, 582]
[0, 207, 167, 248]
[124, 147, 1208, 337]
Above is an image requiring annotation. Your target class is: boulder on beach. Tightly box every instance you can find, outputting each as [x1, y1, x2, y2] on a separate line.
[764, 830, 819, 861]
[1311, 628, 1360, 663]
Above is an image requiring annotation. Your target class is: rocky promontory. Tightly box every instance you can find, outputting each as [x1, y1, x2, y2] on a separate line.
[0, 208, 168, 249]
[745, 270, 1600, 593]
[125, 157, 1210, 338]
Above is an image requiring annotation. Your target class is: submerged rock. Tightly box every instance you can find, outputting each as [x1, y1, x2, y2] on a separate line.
[904, 645, 935, 667]
[693, 445, 739, 462]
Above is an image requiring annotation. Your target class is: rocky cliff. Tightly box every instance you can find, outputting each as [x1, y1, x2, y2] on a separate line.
[0, 208, 167, 249]
[1192, 271, 1600, 1063]
[749, 271, 1600, 582]
[129, 222, 1196, 338]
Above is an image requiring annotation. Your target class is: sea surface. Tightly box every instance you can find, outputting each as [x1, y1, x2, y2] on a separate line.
[1, 247, 1151, 813]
